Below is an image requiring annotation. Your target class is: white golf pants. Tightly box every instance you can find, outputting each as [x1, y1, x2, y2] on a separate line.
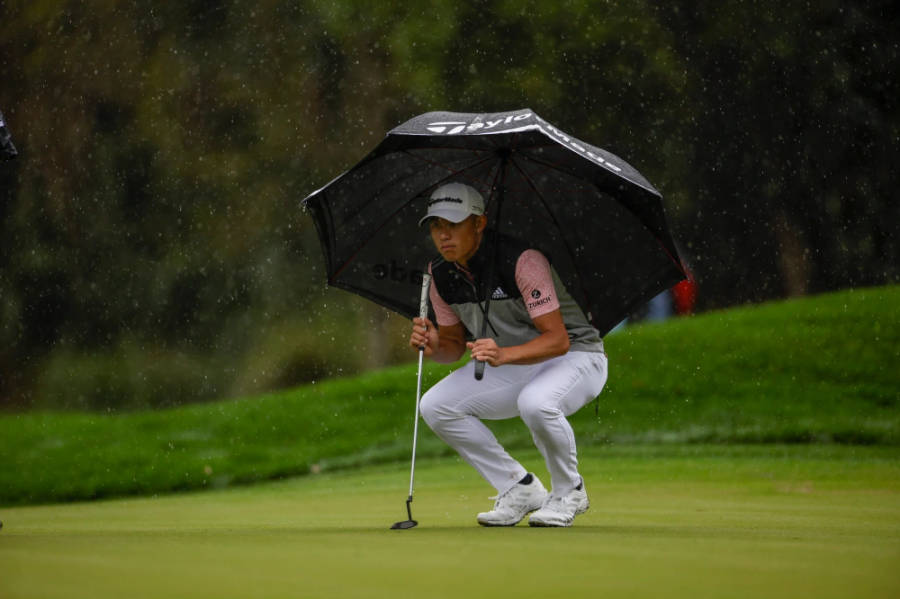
[419, 351, 608, 496]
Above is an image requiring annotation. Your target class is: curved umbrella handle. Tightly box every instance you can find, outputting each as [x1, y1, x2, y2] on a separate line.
[473, 303, 490, 381]
[474, 359, 485, 380]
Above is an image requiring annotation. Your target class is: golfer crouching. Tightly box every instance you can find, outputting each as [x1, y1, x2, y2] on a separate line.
[409, 182, 608, 527]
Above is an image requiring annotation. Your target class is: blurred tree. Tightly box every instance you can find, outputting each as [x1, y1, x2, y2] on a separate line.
[0, 0, 896, 409]
[656, 0, 899, 306]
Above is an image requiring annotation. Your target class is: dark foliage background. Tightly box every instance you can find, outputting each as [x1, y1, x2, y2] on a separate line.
[1, 0, 896, 410]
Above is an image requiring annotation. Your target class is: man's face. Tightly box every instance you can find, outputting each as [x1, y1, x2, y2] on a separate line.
[428, 215, 485, 266]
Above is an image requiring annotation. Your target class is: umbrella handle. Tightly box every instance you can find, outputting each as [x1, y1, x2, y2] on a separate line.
[473, 301, 490, 381]
[474, 359, 485, 380]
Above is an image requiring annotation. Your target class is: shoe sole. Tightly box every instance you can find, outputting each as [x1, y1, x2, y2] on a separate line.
[527, 519, 571, 527]
[527, 501, 589, 527]
[477, 507, 542, 527]
[478, 520, 522, 527]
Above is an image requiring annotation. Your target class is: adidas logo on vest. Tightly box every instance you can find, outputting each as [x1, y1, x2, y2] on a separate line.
[491, 286, 509, 300]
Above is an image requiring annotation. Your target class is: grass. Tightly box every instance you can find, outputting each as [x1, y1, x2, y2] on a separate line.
[1, 445, 899, 599]
[2, 287, 897, 597]
[1, 285, 898, 506]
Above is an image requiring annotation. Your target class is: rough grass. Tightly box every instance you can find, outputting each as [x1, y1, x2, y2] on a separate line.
[1, 285, 897, 506]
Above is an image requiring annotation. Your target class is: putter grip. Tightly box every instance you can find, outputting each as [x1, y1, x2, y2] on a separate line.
[416, 273, 431, 351]
[418, 273, 431, 319]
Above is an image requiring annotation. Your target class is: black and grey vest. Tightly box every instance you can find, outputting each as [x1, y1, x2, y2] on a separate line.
[430, 234, 604, 353]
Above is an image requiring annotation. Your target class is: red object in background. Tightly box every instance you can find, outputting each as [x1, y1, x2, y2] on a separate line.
[672, 274, 697, 315]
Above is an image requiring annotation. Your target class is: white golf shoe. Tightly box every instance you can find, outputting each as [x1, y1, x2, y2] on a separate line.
[528, 481, 589, 527]
[477, 474, 548, 527]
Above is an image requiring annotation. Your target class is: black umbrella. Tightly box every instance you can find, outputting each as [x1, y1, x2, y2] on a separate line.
[303, 108, 686, 338]
[0, 110, 17, 160]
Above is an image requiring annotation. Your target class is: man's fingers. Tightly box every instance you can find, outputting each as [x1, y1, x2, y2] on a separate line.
[413, 318, 431, 337]
[466, 338, 501, 366]
[410, 317, 435, 353]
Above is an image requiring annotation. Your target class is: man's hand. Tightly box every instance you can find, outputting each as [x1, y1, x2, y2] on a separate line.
[468, 310, 570, 367]
[409, 317, 439, 356]
[467, 337, 506, 367]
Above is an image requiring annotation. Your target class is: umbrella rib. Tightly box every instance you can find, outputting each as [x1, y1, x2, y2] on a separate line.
[328, 151, 499, 284]
[514, 155, 686, 317]
[328, 195, 417, 284]
[523, 152, 673, 244]
[400, 149, 500, 190]
[508, 156, 596, 317]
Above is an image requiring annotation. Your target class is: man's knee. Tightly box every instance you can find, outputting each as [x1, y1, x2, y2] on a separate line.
[517, 390, 559, 427]
[418, 390, 440, 427]
[419, 388, 457, 429]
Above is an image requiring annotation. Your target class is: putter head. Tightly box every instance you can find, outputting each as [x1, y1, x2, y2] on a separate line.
[390, 519, 418, 530]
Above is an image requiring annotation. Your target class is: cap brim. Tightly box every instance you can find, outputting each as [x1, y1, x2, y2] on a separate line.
[418, 208, 471, 227]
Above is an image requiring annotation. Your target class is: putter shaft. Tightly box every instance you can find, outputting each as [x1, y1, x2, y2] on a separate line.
[392, 274, 430, 530]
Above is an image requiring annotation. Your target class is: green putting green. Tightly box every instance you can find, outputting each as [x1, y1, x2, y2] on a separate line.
[2, 445, 898, 599]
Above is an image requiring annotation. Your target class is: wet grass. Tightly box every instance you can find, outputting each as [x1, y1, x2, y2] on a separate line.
[1, 445, 899, 599]
[1, 285, 897, 506]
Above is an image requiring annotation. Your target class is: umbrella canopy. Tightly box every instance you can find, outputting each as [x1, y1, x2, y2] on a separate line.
[0, 110, 17, 160]
[303, 108, 686, 336]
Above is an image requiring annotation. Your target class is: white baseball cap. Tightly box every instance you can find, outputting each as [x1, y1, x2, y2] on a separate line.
[418, 182, 485, 227]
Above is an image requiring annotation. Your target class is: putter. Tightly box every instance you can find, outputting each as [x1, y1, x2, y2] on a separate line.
[391, 273, 431, 530]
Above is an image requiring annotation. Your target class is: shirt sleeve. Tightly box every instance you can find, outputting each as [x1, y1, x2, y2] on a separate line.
[427, 262, 461, 326]
[515, 249, 561, 320]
